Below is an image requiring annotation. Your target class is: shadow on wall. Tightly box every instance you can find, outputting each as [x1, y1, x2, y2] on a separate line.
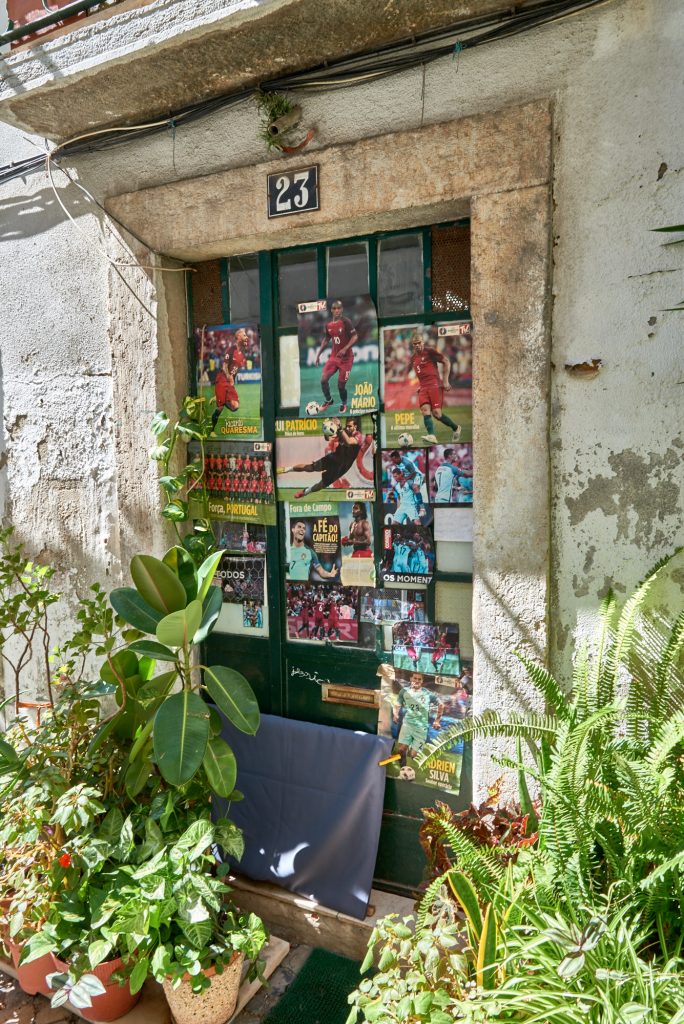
[0, 349, 6, 519]
[0, 184, 91, 240]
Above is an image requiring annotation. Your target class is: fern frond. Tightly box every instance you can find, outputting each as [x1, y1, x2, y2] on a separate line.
[588, 590, 617, 713]
[416, 712, 558, 769]
[646, 709, 684, 771]
[514, 652, 571, 720]
[416, 874, 451, 928]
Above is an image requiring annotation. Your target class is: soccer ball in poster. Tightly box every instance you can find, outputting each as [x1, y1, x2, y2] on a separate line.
[398, 765, 416, 781]
[321, 418, 337, 438]
[397, 432, 414, 448]
[306, 401, 321, 415]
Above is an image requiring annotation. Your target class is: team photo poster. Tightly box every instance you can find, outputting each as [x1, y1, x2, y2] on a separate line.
[196, 323, 263, 438]
[275, 414, 376, 503]
[295, 295, 379, 418]
[189, 440, 276, 526]
[382, 321, 472, 448]
[377, 663, 472, 795]
[381, 523, 435, 584]
[285, 582, 360, 645]
[285, 500, 375, 589]
[428, 443, 473, 506]
[381, 448, 432, 528]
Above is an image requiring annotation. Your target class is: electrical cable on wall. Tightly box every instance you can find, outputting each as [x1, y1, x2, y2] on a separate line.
[0, 0, 610, 189]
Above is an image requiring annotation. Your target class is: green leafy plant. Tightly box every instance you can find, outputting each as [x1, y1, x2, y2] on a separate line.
[0, 526, 62, 708]
[149, 398, 215, 564]
[255, 89, 299, 150]
[101, 546, 258, 792]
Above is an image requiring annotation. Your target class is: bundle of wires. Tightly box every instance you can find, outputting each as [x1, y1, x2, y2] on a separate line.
[0, 0, 608, 189]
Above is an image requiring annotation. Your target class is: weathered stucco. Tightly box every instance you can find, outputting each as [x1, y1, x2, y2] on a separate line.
[0, 0, 516, 140]
[0, 0, 683, 789]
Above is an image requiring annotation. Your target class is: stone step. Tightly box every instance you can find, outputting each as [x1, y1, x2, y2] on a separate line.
[229, 875, 415, 961]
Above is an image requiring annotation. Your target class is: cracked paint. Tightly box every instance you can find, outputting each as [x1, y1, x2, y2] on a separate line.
[565, 447, 682, 549]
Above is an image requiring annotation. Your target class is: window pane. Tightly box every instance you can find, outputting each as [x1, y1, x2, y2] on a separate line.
[230, 253, 260, 322]
[278, 249, 318, 326]
[327, 242, 369, 298]
[435, 581, 473, 660]
[431, 223, 470, 313]
[191, 260, 223, 327]
[377, 234, 423, 316]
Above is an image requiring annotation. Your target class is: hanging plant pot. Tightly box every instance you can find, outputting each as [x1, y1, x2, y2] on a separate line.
[7, 938, 68, 997]
[78, 956, 141, 1022]
[162, 952, 244, 1024]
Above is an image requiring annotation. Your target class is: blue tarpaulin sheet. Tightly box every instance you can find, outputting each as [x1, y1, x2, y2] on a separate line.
[213, 713, 393, 920]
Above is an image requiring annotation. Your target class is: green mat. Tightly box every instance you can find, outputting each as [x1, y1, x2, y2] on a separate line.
[262, 948, 362, 1024]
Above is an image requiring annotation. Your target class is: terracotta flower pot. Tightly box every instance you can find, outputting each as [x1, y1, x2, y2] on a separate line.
[162, 952, 244, 1024]
[7, 938, 68, 997]
[79, 956, 141, 1022]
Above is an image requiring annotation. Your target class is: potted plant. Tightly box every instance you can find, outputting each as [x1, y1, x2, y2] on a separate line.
[1, 530, 266, 1018]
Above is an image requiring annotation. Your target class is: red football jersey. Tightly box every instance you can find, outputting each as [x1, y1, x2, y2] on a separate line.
[411, 348, 443, 387]
[326, 316, 355, 359]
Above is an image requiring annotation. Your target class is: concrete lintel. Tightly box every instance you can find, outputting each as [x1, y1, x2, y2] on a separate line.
[1, 0, 517, 141]
[107, 100, 551, 261]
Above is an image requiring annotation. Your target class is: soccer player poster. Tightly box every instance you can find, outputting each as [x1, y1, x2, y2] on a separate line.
[195, 323, 263, 438]
[380, 523, 434, 584]
[382, 321, 472, 448]
[295, 295, 379, 417]
[189, 440, 276, 525]
[392, 622, 461, 678]
[377, 663, 467, 794]
[428, 443, 473, 506]
[285, 582, 360, 644]
[381, 448, 432, 528]
[285, 503, 342, 584]
[275, 414, 376, 503]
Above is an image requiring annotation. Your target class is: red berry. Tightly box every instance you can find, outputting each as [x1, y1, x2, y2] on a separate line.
[58, 853, 71, 868]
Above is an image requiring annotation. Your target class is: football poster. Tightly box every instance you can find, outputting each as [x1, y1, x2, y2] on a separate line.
[285, 582, 360, 644]
[212, 521, 267, 554]
[188, 440, 276, 525]
[195, 323, 263, 438]
[381, 448, 432, 527]
[428, 443, 473, 505]
[285, 500, 375, 588]
[377, 662, 471, 795]
[392, 622, 461, 678]
[212, 553, 266, 605]
[380, 523, 434, 584]
[382, 322, 473, 447]
[359, 589, 427, 624]
[275, 414, 376, 503]
[295, 295, 379, 417]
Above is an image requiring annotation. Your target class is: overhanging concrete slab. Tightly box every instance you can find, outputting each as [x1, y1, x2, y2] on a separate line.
[0, 0, 531, 141]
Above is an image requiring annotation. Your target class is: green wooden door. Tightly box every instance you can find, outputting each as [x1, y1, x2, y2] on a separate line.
[194, 223, 473, 895]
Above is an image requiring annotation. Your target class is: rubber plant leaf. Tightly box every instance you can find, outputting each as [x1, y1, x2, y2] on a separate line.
[131, 554, 188, 615]
[153, 690, 210, 786]
[204, 666, 260, 735]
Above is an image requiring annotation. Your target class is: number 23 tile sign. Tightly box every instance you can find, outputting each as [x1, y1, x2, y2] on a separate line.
[267, 166, 319, 218]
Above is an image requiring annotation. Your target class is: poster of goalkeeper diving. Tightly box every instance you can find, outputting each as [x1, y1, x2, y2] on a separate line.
[275, 414, 376, 503]
[382, 321, 472, 448]
[295, 295, 379, 418]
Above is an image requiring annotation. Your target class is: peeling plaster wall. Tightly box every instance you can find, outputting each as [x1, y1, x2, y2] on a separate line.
[1, 0, 683, 704]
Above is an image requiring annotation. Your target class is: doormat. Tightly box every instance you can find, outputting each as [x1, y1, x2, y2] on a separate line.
[262, 948, 362, 1024]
